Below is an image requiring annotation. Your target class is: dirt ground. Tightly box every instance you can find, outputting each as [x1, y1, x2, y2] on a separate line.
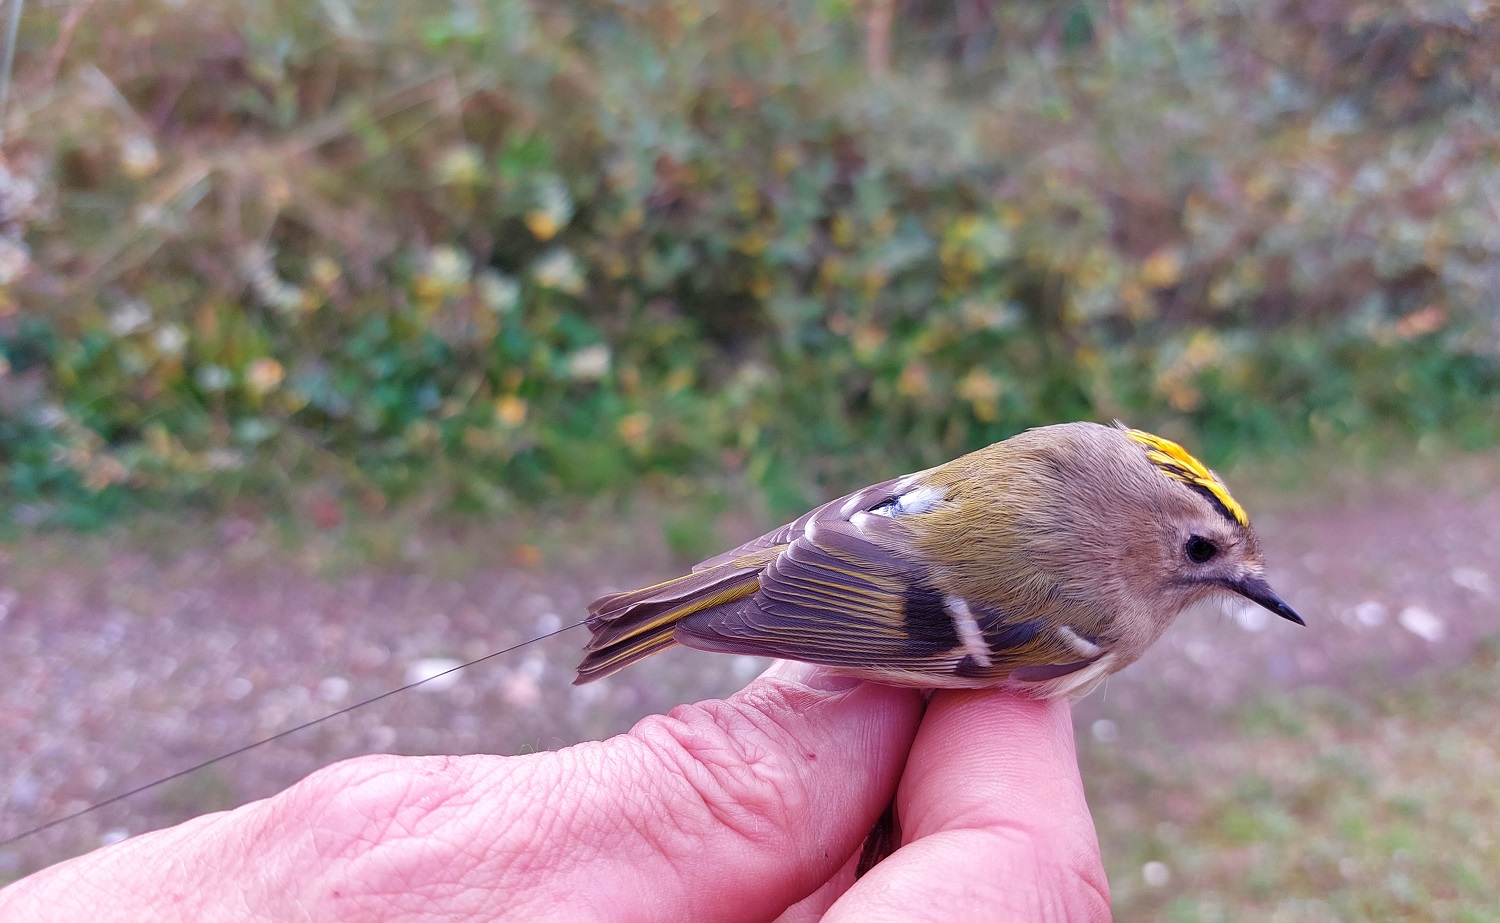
[3, 450, 1499, 891]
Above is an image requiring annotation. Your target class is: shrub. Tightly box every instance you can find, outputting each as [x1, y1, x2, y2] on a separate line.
[3, 0, 1498, 525]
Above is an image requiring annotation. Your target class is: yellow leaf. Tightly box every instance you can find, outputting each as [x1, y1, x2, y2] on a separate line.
[957, 369, 1002, 408]
[1396, 305, 1444, 338]
[525, 210, 561, 241]
[1140, 249, 1182, 290]
[897, 363, 931, 399]
[495, 395, 528, 427]
[852, 325, 885, 361]
[245, 357, 285, 395]
[617, 412, 651, 446]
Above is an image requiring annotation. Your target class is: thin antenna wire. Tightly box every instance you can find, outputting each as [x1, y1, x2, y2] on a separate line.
[0, 619, 587, 850]
[0, 0, 22, 143]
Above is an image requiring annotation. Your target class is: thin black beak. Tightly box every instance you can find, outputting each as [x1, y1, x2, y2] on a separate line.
[1226, 575, 1305, 625]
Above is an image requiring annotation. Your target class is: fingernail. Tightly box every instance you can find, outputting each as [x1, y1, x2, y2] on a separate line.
[760, 659, 863, 693]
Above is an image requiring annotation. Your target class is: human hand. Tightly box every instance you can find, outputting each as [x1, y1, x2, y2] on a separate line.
[806, 677, 1111, 922]
[0, 664, 1108, 921]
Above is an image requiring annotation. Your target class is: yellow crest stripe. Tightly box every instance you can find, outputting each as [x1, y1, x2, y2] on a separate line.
[1122, 427, 1250, 528]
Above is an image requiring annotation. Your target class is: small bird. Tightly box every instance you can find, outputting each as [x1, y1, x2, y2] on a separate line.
[575, 421, 1302, 698]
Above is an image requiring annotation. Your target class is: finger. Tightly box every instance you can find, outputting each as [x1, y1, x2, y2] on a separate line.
[823, 691, 1110, 922]
[263, 663, 925, 922]
[773, 846, 863, 923]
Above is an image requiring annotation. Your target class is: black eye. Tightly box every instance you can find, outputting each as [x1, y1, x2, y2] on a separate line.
[1185, 536, 1218, 564]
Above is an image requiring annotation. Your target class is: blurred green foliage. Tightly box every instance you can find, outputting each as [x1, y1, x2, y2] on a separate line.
[2, 0, 1499, 525]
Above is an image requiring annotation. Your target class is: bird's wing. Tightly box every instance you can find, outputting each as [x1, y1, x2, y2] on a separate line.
[578, 473, 932, 684]
[675, 480, 1055, 678]
[691, 473, 914, 571]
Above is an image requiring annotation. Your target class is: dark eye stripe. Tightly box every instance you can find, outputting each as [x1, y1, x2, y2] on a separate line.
[1184, 481, 1241, 529]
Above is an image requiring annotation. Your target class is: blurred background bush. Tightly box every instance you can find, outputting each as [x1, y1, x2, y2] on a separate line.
[2, 0, 1498, 525]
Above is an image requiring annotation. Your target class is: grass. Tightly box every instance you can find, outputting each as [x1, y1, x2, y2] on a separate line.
[1089, 637, 1500, 922]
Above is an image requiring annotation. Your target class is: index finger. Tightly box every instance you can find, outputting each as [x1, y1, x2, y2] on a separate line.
[823, 690, 1111, 922]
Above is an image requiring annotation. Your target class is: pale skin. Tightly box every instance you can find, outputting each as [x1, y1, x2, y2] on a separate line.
[0, 662, 1110, 922]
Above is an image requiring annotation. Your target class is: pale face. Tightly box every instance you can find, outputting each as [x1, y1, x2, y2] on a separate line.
[1160, 512, 1302, 625]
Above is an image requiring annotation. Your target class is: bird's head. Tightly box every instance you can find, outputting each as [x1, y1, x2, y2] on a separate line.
[1109, 425, 1302, 630]
[986, 422, 1303, 662]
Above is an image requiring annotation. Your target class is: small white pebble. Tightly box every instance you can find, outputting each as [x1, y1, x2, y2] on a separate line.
[1091, 719, 1119, 743]
[502, 672, 541, 709]
[523, 593, 557, 612]
[318, 676, 350, 702]
[1142, 861, 1171, 887]
[84, 767, 111, 791]
[518, 653, 547, 680]
[407, 657, 464, 691]
[1234, 604, 1268, 632]
[1347, 601, 1387, 628]
[100, 828, 131, 847]
[733, 655, 769, 680]
[9, 773, 39, 808]
[224, 677, 253, 701]
[1397, 606, 1445, 643]
[360, 644, 391, 668]
[368, 725, 398, 750]
[1450, 567, 1493, 596]
[1183, 640, 1212, 667]
[570, 681, 605, 709]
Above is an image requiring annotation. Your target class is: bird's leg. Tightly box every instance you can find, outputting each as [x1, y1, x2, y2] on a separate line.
[856, 689, 933, 877]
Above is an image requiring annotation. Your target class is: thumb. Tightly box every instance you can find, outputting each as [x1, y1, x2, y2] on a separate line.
[824, 690, 1110, 922]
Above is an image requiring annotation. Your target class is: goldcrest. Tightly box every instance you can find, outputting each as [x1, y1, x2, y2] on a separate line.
[575, 421, 1302, 698]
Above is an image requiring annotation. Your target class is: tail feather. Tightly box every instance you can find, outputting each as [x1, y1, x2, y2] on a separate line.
[585, 568, 764, 649]
[574, 560, 768, 684]
[573, 626, 681, 685]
